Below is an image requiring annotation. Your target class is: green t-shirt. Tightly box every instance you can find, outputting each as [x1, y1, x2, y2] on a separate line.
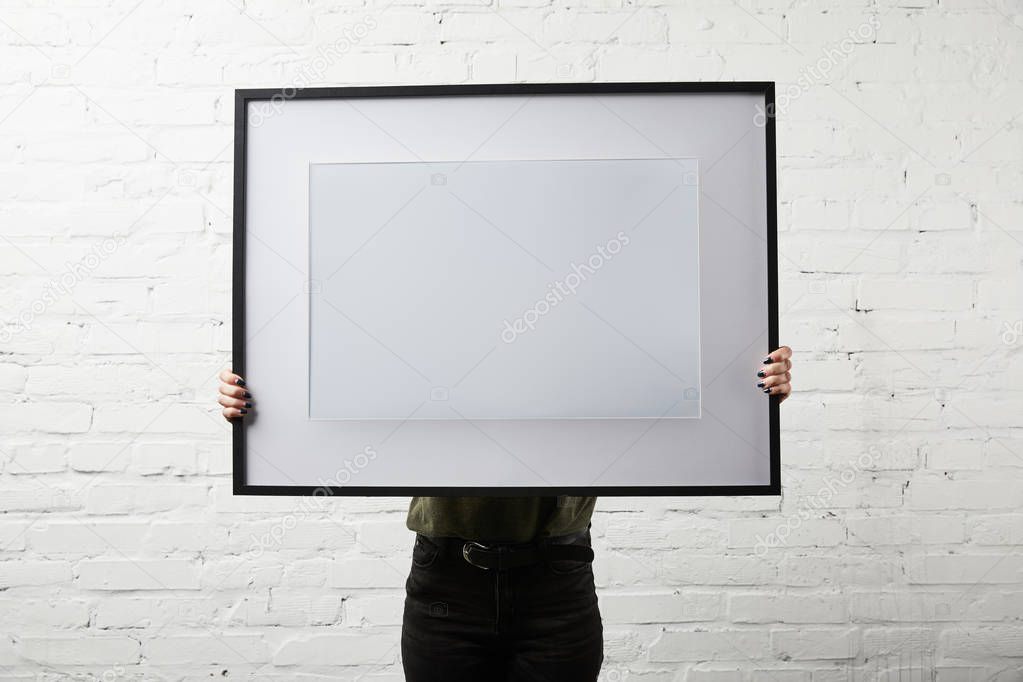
[406, 496, 596, 544]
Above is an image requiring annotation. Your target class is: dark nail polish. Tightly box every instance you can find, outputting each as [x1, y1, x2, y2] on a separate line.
[243, 391, 252, 399]
[756, 382, 765, 388]
[762, 388, 770, 394]
[239, 408, 248, 414]
[763, 357, 772, 364]
[757, 370, 765, 378]
[244, 402, 252, 408]
[236, 379, 246, 387]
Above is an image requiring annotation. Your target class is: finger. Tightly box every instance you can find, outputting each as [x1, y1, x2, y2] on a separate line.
[219, 369, 247, 388]
[222, 406, 248, 419]
[763, 346, 792, 363]
[218, 394, 252, 410]
[757, 359, 791, 378]
[765, 378, 793, 394]
[779, 382, 792, 403]
[756, 372, 790, 389]
[219, 383, 252, 400]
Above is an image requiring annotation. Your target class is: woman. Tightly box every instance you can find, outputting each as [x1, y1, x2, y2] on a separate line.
[218, 346, 793, 681]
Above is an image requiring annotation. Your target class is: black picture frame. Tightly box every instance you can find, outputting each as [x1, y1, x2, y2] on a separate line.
[232, 82, 779, 497]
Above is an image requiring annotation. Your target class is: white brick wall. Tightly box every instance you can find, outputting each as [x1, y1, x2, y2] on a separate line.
[1, 0, 1021, 679]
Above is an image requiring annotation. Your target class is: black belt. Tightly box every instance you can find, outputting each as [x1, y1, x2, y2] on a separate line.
[423, 529, 595, 571]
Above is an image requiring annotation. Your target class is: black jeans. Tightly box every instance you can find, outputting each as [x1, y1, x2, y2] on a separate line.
[401, 529, 604, 681]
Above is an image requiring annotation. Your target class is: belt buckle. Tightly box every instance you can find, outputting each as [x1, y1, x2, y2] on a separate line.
[462, 541, 492, 570]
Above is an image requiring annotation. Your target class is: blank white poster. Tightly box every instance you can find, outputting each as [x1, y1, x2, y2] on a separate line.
[308, 158, 701, 420]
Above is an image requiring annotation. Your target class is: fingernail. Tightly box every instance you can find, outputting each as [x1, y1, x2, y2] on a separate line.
[757, 370, 766, 378]
[762, 388, 770, 394]
[239, 408, 248, 414]
[762, 357, 772, 364]
[244, 402, 252, 408]
[756, 382, 765, 388]
[243, 391, 252, 399]
[236, 379, 246, 387]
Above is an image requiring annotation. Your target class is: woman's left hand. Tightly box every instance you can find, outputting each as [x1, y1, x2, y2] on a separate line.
[757, 346, 792, 403]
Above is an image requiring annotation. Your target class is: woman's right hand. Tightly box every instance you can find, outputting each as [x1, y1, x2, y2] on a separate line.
[218, 368, 252, 421]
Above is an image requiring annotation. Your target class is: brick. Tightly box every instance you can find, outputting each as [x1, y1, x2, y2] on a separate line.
[85, 483, 209, 515]
[728, 592, 847, 624]
[846, 515, 964, 545]
[343, 594, 404, 626]
[601, 591, 720, 623]
[93, 596, 220, 629]
[142, 634, 270, 665]
[906, 554, 1023, 584]
[76, 559, 201, 590]
[0, 402, 92, 434]
[4, 442, 66, 474]
[0, 598, 89, 627]
[69, 442, 131, 472]
[27, 521, 149, 554]
[273, 633, 397, 666]
[0, 561, 71, 588]
[649, 629, 771, 662]
[17, 636, 140, 665]
[771, 627, 859, 660]
[233, 591, 343, 627]
[328, 557, 408, 589]
[941, 626, 1023, 658]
